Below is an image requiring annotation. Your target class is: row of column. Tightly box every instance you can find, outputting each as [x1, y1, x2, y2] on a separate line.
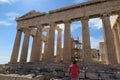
[10, 14, 118, 64]
[10, 28, 32, 63]
[10, 25, 63, 63]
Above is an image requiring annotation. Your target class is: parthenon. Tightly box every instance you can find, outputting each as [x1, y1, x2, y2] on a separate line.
[1, 0, 120, 80]
[9, 0, 120, 65]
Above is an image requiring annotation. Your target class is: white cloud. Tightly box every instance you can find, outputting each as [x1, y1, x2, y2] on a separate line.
[6, 12, 20, 17]
[0, 0, 18, 4]
[89, 18, 102, 29]
[71, 21, 81, 32]
[57, 21, 81, 34]
[0, 56, 10, 64]
[90, 37, 104, 49]
[0, 12, 19, 27]
[0, 0, 10, 3]
[5, 12, 20, 20]
[71, 25, 80, 32]
[0, 20, 12, 26]
[74, 0, 90, 4]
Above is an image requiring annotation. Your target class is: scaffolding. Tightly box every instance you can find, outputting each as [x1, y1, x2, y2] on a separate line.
[72, 38, 82, 62]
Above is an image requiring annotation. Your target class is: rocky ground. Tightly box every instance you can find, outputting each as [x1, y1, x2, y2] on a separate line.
[0, 63, 120, 80]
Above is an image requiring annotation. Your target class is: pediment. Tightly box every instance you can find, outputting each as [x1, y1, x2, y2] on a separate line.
[16, 10, 46, 21]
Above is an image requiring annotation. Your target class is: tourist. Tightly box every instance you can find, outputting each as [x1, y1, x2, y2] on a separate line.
[69, 60, 80, 80]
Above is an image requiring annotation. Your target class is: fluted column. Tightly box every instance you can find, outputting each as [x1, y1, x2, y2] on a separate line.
[99, 42, 109, 64]
[30, 26, 42, 62]
[63, 20, 72, 63]
[45, 22, 56, 63]
[56, 28, 62, 62]
[20, 28, 30, 63]
[40, 41, 43, 61]
[10, 29, 22, 63]
[117, 17, 120, 43]
[43, 41, 47, 61]
[102, 14, 118, 64]
[30, 36, 36, 62]
[42, 31, 49, 61]
[81, 17, 92, 64]
[113, 24, 120, 63]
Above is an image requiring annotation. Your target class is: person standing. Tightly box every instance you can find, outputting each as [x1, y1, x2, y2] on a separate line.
[69, 60, 80, 80]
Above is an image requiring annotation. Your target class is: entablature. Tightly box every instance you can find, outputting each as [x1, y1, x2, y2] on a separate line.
[16, 0, 120, 28]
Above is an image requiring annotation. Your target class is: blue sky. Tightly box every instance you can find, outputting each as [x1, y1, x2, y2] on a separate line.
[0, 0, 105, 64]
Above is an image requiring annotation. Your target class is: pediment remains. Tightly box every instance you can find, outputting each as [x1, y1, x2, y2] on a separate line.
[16, 10, 46, 21]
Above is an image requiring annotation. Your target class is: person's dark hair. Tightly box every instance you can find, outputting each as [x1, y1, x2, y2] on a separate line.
[73, 60, 77, 64]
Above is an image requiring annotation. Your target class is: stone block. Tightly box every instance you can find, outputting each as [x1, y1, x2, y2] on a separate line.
[115, 73, 120, 79]
[34, 75, 45, 80]
[86, 72, 98, 79]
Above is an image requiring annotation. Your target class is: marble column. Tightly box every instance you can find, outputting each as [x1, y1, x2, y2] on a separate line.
[56, 28, 62, 62]
[30, 26, 42, 62]
[117, 18, 120, 43]
[43, 32, 49, 61]
[113, 24, 120, 63]
[99, 42, 109, 64]
[20, 28, 30, 63]
[102, 14, 118, 64]
[30, 36, 36, 62]
[63, 20, 72, 63]
[45, 22, 56, 63]
[81, 17, 92, 64]
[10, 29, 22, 63]
[39, 41, 43, 61]
[43, 41, 47, 61]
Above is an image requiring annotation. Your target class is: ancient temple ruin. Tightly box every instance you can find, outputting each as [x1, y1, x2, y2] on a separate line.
[0, 0, 120, 80]
[9, 0, 120, 65]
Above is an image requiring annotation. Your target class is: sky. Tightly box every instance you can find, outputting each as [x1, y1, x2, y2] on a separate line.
[0, 0, 106, 64]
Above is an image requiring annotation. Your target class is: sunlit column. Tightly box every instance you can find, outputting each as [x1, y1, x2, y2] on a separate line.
[30, 35, 36, 62]
[10, 29, 22, 63]
[20, 28, 30, 63]
[99, 42, 109, 64]
[117, 18, 120, 43]
[102, 14, 118, 64]
[43, 41, 47, 61]
[30, 26, 42, 62]
[113, 23, 120, 63]
[45, 22, 56, 63]
[56, 28, 62, 62]
[81, 17, 92, 64]
[43, 32, 49, 61]
[63, 20, 72, 63]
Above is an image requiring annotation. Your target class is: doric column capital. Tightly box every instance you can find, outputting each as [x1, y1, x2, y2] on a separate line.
[55, 26, 62, 31]
[36, 24, 43, 28]
[101, 13, 110, 19]
[22, 28, 31, 36]
[80, 16, 89, 22]
[23, 27, 30, 32]
[49, 21, 56, 27]
[63, 20, 72, 24]
[57, 28, 62, 32]
[36, 26, 42, 32]
[103, 13, 110, 17]
[17, 27, 22, 31]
